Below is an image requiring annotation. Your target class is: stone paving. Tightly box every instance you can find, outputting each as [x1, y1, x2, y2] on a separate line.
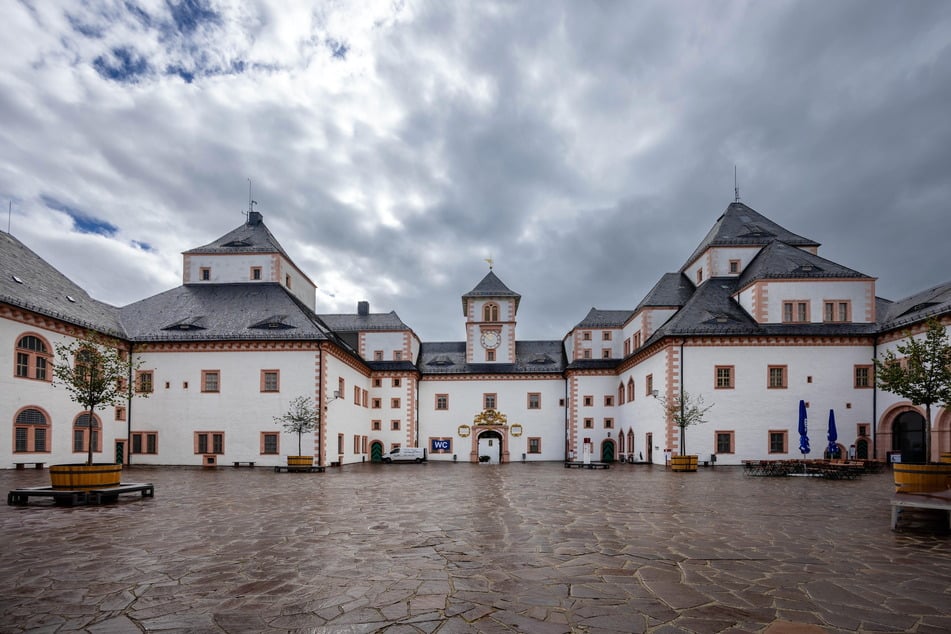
[1, 462, 949, 633]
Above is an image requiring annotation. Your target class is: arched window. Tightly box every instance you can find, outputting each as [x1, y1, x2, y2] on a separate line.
[483, 303, 499, 322]
[73, 413, 102, 454]
[627, 377, 635, 402]
[618, 383, 625, 405]
[617, 429, 626, 454]
[14, 407, 50, 453]
[15, 334, 52, 381]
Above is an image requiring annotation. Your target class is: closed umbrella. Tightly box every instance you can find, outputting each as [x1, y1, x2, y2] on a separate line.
[798, 400, 810, 456]
[827, 409, 838, 459]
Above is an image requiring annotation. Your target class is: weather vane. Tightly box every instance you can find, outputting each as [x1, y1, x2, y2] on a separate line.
[484, 256, 494, 270]
[734, 165, 741, 203]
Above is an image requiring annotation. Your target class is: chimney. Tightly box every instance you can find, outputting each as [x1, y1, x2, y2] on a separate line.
[357, 301, 369, 316]
[247, 211, 263, 226]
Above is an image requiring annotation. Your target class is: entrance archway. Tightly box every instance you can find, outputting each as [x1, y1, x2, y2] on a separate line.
[893, 410, 926, 463]
[477, 430, 503, 464]
[856, 437, 869, 460]
[601, 439, 615, 463]
[370, 441, 384, 463]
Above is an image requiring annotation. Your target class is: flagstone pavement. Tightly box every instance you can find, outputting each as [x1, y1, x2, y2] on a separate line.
[1, 462, 949, 633]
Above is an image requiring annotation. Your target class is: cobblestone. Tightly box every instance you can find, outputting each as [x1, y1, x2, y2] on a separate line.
[1, 463, 949, 632]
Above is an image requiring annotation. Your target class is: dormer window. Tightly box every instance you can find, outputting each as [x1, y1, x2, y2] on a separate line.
[249, 315, 294, 330]
[162, 317, 207, 331]
[223, 239, 251, 247]
[729, 260, 740, 274]
[251, 267, 262, 280]
[285, 274, 291, 288]
[200, 267, 211, 281]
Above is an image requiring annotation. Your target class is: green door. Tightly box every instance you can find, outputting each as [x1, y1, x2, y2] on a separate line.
[601, 441, 615, 463]
[370, 441, 383, 463]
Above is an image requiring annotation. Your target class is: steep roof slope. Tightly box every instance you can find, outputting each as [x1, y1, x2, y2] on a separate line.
[737, 240, 871, 287]
[183, 211, 292, 259]
[320, 311, 410, 332]
[418, 340, 565, 375]
[0, 230, 124, 337]
[878, 281, 951, 330]
[462, 271, 521, 313]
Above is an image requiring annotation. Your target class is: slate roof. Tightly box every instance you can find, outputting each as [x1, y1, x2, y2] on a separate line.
[877, 281, 951, 331]
[0, 230, 123, 337]
[183, 212, 292, 260]
[319, 311, 410, 332]
[737, 240, 870, 287]
[634, 273, 694, 313]
[461, 271, 521, 313]
[119, 283, 334, 342]
[681, 202, 819, 271]
[418, 340, 565, 375]
[573, 308, 634, 330]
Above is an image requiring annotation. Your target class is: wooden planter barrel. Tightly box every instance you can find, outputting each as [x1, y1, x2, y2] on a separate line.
[893, 463, 951, 493]
[287, 456, 314, 471]
[670, 455, 698, 472]
[939, 453, 951, 464]
[50, 464, 122, 490]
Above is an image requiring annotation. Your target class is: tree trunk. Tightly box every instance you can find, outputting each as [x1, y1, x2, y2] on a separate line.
[86, 405, 95, 465]
[925, 403, 932, 463]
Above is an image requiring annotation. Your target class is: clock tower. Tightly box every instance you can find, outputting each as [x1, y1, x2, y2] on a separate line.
[462, 270, 521, 364]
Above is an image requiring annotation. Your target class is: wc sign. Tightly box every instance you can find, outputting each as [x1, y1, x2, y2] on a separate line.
[431, 439, 451, 452]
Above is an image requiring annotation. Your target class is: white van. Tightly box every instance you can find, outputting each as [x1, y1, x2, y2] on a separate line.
[381, 447, 427, 463]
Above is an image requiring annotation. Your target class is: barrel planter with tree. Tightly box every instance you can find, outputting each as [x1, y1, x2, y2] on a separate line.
[275, 395, 318, 471]
[52, 332, 144, 490]
[875, 318, 951, 493]
[659, 390, 714, 473]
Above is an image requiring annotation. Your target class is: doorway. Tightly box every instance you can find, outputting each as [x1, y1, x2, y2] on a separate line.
[646, 433, 653, 464]
[893, 410, 926, 463]
[370, 441, 384, 463]
[115, 440, 125, 465]
[477, 430, 503, 464]
[601, 439, 615, 463]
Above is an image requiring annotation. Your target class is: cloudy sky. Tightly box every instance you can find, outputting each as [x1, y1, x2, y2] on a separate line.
[2, 1, 949, 342]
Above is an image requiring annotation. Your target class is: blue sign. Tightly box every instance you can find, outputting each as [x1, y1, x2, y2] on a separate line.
[431, 439, 451, 451]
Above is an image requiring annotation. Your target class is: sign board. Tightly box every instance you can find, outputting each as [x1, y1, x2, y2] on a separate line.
[431, 439, 451, 452]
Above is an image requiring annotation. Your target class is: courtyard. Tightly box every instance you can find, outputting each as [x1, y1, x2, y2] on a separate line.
[1, 462, 949, 633]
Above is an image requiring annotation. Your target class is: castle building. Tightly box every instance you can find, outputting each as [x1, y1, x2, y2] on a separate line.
[2, 203, 949, 468]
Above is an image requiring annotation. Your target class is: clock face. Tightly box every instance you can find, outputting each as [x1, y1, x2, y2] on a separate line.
[480, 331, 501, 349]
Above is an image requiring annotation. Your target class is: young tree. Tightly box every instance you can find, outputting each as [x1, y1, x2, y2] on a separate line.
[874, 318, 951, 463]
[274, 395, 318, 456]
[659, 390, 714, 455]
[53, 332, 143, 466]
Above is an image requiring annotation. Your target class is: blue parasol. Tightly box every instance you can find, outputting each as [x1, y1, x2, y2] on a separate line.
[827, 409, 838, 458]
[798, 400, 810, 455]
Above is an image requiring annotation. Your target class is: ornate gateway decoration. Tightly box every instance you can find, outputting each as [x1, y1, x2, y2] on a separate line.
[457, 424, 471, 437]
[473, 408, 507, 426]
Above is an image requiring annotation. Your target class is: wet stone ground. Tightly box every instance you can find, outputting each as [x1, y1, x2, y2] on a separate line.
[0, 462, 949, 633]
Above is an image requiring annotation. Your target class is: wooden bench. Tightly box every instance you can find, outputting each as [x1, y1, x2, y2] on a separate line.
[14, 462, 45, 470]
[891, 490, 951, 530]
[232, 461, 255, 468]
[273, 465, 325, 473]
[564, 461, 610, 469]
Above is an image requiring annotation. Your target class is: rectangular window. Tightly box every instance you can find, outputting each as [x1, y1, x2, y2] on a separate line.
[354, 386, 361, 404]
[362, 389, 368, 408]
[250, 266, 262, 280]
[372, 420, 382, 431]
[338, 377, 345, 397]
[337, 433, 343, 454]
[373, 350, 384, 361]
[715, 431, 734, 454]
[486, 349, 496, 361]
[261, 432, 278, 455]
[624, 340, 631, 356]
[696, 268, 703, 284]
[854, 365, 873, 388]
[604, 395, 614, 407]
[372, 378, 382, 388]
[583, 395, 593, 407]
[824, 300, 851, 323]
[527, 393, 541, 409]
[392, 378, 401, 387]
[195, 432, 224, 454]
[769, 430, 787, 454]
[435, 394, 449, 410]
[528, 437, 541, 454]
[393, 351, 403, 361]
[602, 331, 612, 341]
[602, 349, 611, 359]
[372, 398, 382, 409]
[34, 428, 47, 452]
[115, 406, 126, 422]
[15, 352, 28, 377]
[582, 349, 592, 359]
[285, 274, 292, 288]
[201, 370, 220, 393]
[354, 436, 361, 453]
[200, 267, 210, 281]
[131, 432, 158, 454]
[582, 331, 592, 341]
[484, 393, 497, 410]
[633, 332, 642, 348]
[583, 418, 594, 429]
[261, 370, 279, 393]
[391, 420, 401, 431]
[783, 301, 809, 323]
[715, 366, 734, 389]
[767, 366, 787, 389]
[646, 374, 653, 396]
[604, 418, 614, 429]
[391, 398, 401, 409]
[16, 428, 27, 453]
[729, 259, 740, 273]
[136, 371, 154, 394]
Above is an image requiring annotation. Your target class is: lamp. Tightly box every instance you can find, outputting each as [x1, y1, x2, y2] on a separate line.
[651, 390, 658, 398]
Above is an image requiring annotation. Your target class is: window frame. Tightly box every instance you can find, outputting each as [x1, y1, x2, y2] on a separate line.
[527, 392, 541, 410]
[260, 369, 280, 393]
[132, 431, 159, 455]
[854, 365, 873, 389]
[527, 437, 542, 454]
[13, 407, 51, 453]
[72, 413, 102, 454]
[715, 430, 735, 454]
[136, 370, 154, 394]
[201, 369, 221, 393]
[435, 394, 449, 411]
[767, 365, 787, 389]
[14, 333, 52, 382]
[715, 366, 734, 390]
[483, 393, 497, 410]
[768, 430, 787, 454]
[194, 431, 225, 454]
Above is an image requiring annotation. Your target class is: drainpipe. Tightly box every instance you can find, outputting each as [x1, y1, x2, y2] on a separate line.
[126, 341, 134, 467]
[679, 341, 685, 456]
[317, 342, 324, 467]
[872, 339, 878, 459]
[564, 374, 570, 461]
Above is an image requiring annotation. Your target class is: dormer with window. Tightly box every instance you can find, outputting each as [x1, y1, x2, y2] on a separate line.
[462, 271, 520, 364]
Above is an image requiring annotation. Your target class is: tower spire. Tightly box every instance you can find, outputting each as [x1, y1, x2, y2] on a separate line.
[734, 165, 741, 203]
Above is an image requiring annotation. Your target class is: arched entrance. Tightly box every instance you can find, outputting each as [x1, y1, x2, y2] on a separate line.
[370, 441, 384, 463]
[477, 430, 503, 464]
[856, 437, 869, 460]
[893, 410, 926, 463]
[601, 439, 615, 463]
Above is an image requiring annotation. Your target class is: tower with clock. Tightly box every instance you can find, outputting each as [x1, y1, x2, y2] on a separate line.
[461, 268, 521, 364]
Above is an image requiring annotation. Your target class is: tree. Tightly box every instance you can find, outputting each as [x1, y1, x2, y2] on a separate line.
[274, 396, 318, 456]
[659, 390, 714, 455]
[874, 318, 951, 463]
[53, 332, 143, 466]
